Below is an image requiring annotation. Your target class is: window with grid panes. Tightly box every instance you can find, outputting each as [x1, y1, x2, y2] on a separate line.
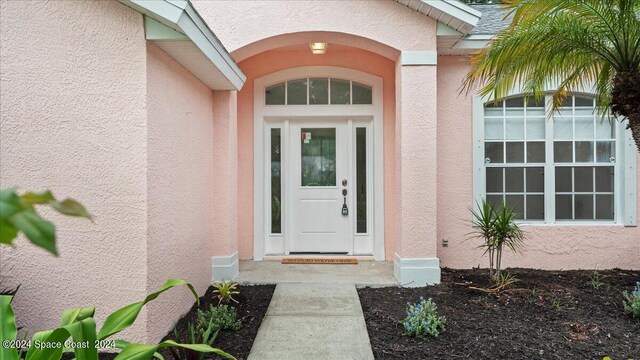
[483, 95, 617, 222]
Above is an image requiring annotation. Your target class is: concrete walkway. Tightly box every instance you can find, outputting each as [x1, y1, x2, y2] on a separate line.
[247, 283, 375, 360]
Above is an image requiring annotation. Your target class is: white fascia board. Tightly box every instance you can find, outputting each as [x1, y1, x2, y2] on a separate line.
[120, 0, 246, 90]
[396, 0, 481, 34]
[453, 35, 493, 50]
[145, 17, 187, 40]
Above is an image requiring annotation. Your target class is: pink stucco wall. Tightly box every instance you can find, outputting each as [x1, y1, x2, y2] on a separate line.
[235, 45, 397, 260]
[395, 63, 439, 260]
[437, 56, 640, 270]
[192, 0, 437, 60]
[145, 43, 216, 342]
[211, 91, 239, 257]
[0, 1, 149, 342]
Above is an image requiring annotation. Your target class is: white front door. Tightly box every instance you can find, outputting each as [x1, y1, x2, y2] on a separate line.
[290, 121, 349, 253]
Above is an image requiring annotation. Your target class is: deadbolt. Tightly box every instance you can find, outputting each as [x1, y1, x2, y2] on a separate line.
[342, 179, 347, 186]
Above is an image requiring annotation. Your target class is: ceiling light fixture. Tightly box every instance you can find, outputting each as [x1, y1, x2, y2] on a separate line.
[309, 42, 328, 55]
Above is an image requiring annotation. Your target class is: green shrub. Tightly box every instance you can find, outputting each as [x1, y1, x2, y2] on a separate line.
[623, 281, 640, 319]
[196, 304, 242, 335]
[401, 297, 446, 338]
[172, 319, 219, 360]
[212, 281, 240, 305]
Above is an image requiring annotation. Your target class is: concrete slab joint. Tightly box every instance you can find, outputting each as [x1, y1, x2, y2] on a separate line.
[211, 252, 239, 282]
[394, 253, 441, 287]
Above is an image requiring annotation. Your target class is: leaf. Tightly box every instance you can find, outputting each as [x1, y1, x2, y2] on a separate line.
[26, 328, 70, 360]
[98, 279, 198, 340]
[60, 307, 96, 326]
[113, 343, 158, 360]
[20, 191, 55, 205]
[65, 318, 98, 360]
[7, 211, 57, 256]
[157, 340, 235, 359]
[0, 189, 23, 220]
[114, 341, 236, 360]
[51, 199, 92, 220]
[0, 295, 19, 360]
[0, 219, 18, 245]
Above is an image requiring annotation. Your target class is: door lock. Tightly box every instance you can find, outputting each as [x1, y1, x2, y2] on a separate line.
[342, 179, 347, 186]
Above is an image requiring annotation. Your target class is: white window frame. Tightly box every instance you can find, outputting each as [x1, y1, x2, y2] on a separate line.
[473, 94, 637, 226]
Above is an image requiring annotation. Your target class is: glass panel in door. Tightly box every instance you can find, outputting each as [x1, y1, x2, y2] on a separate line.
[301, 128, 336, 186]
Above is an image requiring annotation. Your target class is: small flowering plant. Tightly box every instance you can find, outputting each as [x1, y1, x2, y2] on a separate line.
[401, 296, 446, 338]
[622, 281, 640, 319]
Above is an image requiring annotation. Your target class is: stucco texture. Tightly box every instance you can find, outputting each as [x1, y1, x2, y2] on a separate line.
[436, 56, 640, 270]
[192, 0, 437, 60]
[395, 63, 439, 259]
[145, 42, 216, 342]
[0, 0, 149, 342]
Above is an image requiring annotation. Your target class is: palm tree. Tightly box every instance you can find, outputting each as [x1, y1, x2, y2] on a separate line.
[463, 0, 640, 152]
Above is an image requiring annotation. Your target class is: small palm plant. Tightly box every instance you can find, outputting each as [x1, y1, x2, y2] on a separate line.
[470, 200, 525, 280]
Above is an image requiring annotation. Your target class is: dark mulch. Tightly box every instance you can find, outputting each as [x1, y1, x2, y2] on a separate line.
[358, 268, 640, 360]
[160, 284, 275, 360]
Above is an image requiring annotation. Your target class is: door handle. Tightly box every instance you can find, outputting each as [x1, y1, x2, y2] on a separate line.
[341, 198, 349, 216]
[341, 188, 348, 215]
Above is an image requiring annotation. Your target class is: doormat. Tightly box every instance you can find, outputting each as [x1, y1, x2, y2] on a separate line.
[281, 258, 358, 265]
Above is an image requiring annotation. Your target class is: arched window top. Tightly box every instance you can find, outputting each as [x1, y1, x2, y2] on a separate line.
[265, 77, 372, 105]
[484, 94, 597, 110]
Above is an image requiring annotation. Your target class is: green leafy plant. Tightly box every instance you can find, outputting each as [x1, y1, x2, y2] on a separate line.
[470, 200, 525, 280]
[552, 298, 564, 310]
[622, 281, 640, 319]
[401, 297, 446, 339]
[212, 281, 240, 305]
[0, 188, 92, 255]
[0, 279, 235, 360]
[590, 270, 604, 290]
[171, 319, 219, 360]
[195, 304, 242, 336]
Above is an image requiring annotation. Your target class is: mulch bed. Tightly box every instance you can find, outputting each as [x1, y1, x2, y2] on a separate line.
[358, 268, 639, 359]
[161, 284, 275, 360]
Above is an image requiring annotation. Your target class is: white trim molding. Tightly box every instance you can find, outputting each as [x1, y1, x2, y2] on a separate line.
[400, 51, 438, 66]
[119, 0, 246, 90]
[253, 66, 385, 261]
[622, 119, 638, 226]
[394, 253, 441, 287]
[395, 0, 481, 34]
[211, 252, 239, 282]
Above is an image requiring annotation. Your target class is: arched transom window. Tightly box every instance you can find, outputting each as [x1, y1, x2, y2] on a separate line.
[265, 78, 372, 105]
